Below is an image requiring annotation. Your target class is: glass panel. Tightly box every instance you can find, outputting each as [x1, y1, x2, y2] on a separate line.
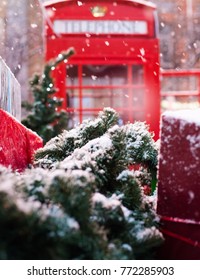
[82, 88, 129, 108]
[82, 65, 128, 86]
[131, 87, 145, 108]
[131, 65, 145, 109]
[66, 65, 78, 86]
[67, 88, 130, 109]
[66, 64, 146, 125]
[82, 112, 98, 121]
[161, 75, 200, 112]
[66, 89, 79, 108]
[67, 111, 78, 129]
[133, 111, 145, 121]
[161, 76, 198, 92]
[119, 110, 145, 124]
[132, 65, 144, 84]
[67, 112, 98, 129]
[161, 96, 200, 112]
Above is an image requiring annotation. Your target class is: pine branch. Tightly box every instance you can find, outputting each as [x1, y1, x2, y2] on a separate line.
[34, 108, 119, 167]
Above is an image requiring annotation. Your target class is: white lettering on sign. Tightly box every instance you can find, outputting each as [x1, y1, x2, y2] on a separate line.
[53, 20, 148, 35]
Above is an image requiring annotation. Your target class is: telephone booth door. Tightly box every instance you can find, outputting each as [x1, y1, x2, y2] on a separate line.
[66, 62, 147, 124]
[44, 0, 160, 138]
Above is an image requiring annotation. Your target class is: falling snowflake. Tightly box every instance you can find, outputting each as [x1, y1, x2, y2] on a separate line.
[77, 1, 83, 6]
[91, 75, 97, 80]
[31, 23, 38, 29]
[140, 48, 145, 56]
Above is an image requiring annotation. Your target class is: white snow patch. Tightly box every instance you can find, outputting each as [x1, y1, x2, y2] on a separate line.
[67, 217, 80, 230]
[135, 226, 163, 241]
[92, 193, 121, 209]
[16, 198, 42, 215]
[163, 109, 200, 125]
[117, 170, 133, 181]
[59, 133, 113, 170]
[121, 243, 132, 252]
[121, 205, 132, 218]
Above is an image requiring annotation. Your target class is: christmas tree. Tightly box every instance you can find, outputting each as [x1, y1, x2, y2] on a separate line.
[22, 47, 75, 144]
[0, 108, 163, 260]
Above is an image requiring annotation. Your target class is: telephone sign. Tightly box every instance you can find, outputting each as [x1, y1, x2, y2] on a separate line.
[54, 20, 148, 34]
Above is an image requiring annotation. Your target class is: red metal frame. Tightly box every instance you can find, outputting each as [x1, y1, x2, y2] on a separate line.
[65, 62, 146, 122]
[160, 69, 200, 111]
[44, 0, 160, 139]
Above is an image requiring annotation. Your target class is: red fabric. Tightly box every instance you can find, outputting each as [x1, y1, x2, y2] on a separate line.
[0, 109, 43, 171]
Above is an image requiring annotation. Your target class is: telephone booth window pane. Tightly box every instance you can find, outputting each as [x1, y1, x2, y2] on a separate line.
[67, 112, 78, 129]
[161, 75, 197, 92]
[112, 89, 129, 107]
[161, 75, 199, 111]
[67, 89, 79, 108]
[66, 65, 78, 86]
[68, 112, 98, 128]
[161, 96, 199, 112]
[132, 88, 145, 108]
[82, 65, 128, 86]
[82, 113, 98, 120]
[133, 111, 145, 121]
[66, 64, 146, 125]
[120, 110, 145, 123]
[81, 88, 129, 108]
[132, 65, 145, 109]
[132, 65, 144, 84]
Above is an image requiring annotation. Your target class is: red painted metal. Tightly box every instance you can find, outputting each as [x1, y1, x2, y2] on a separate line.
[161, 69, 200, 76]
[157, 110, 200, 259]
[44, 0, 160, 139]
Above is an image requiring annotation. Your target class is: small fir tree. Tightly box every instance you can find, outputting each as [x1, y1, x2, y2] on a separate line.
[22, 47, 75, 144]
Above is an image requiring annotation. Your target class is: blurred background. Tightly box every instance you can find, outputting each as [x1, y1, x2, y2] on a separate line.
[0, 0, 200, 112]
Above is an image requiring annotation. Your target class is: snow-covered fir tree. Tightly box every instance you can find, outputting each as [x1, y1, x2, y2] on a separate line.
[0, 108, 163, 259]
[22, 48, 75, 143]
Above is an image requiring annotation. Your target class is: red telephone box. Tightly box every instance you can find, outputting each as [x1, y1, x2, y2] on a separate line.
[44, 0, 160, 139]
